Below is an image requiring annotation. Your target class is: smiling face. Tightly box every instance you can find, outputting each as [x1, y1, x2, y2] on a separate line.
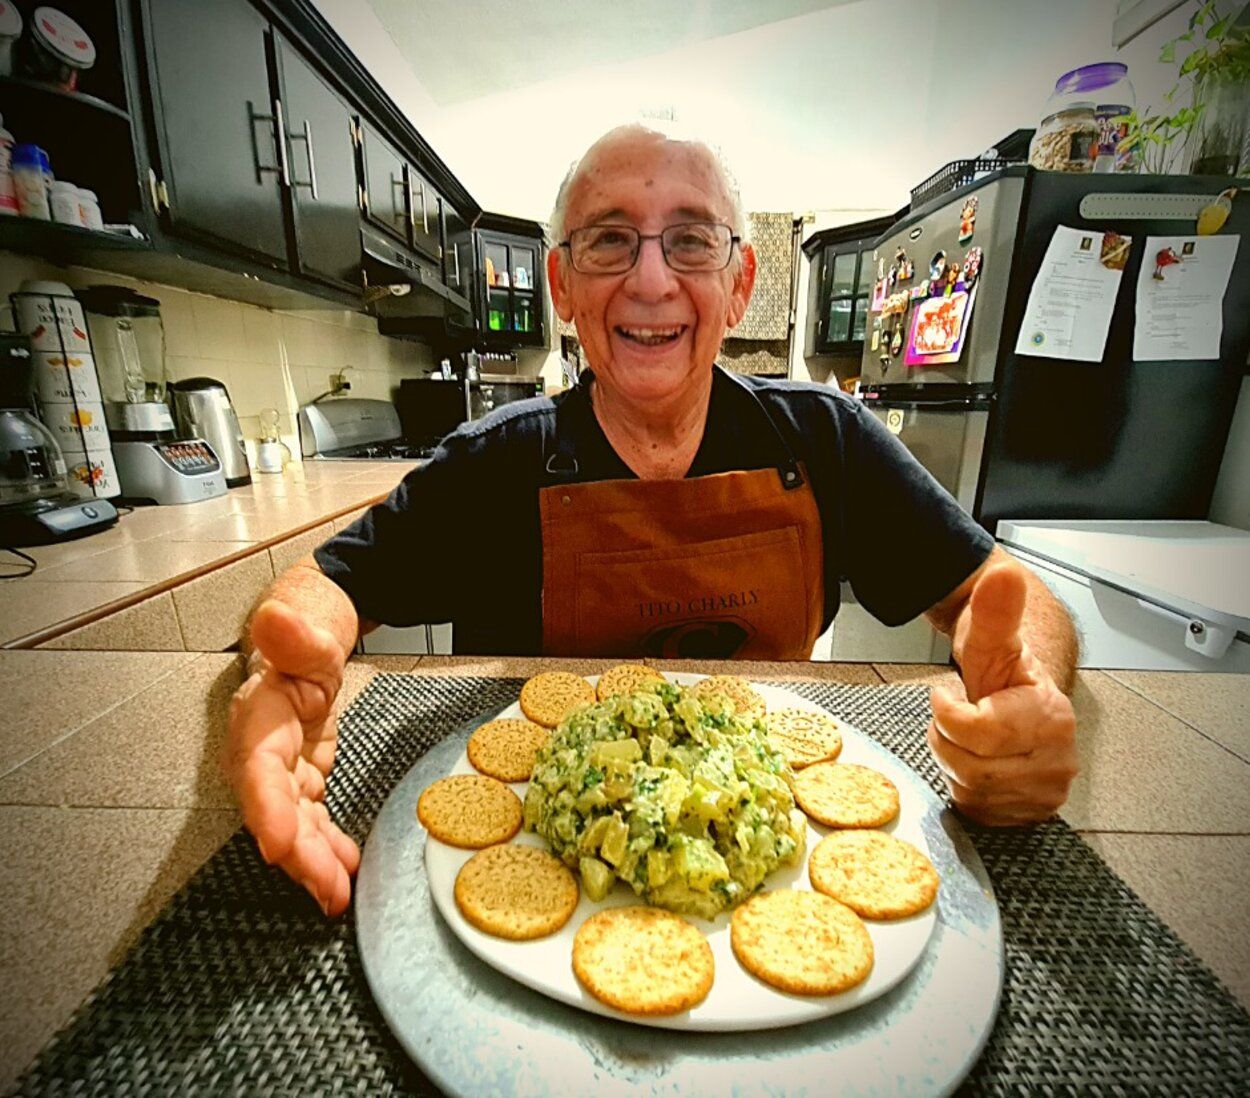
[548, 129, 756, 411]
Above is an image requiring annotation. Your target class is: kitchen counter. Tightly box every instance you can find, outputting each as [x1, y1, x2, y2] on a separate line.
[0, 460, 416, 650]
[0, 652, 1246, 1091]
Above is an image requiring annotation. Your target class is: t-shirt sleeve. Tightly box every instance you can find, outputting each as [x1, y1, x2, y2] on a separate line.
[312, 434, 492, 627]
[840, 400, 994, 626]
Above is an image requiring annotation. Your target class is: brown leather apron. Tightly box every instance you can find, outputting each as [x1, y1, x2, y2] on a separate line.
[539, 374, 824, 660]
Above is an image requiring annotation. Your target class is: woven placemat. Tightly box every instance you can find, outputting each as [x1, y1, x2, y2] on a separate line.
[13, 674, 1250, 1096]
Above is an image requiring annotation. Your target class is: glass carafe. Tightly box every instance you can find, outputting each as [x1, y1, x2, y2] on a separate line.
[79, 286, 169, 406]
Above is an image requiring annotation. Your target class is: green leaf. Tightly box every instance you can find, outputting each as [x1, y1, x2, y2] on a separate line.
[1180, 50, 1204, 75]
[1161, 40, 1177, 63]
[1207, 16, 1231, 40]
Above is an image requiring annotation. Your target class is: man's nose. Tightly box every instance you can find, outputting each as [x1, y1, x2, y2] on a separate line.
[626, 236, 679, 296]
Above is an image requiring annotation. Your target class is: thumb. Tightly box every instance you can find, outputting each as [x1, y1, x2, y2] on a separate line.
[959, 564, 1029, 702]
[250, 599, 345, 681]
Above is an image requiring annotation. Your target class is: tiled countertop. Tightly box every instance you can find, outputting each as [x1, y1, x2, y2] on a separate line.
[0, 460, 415, 649]
[0, 654, 1246, 1089]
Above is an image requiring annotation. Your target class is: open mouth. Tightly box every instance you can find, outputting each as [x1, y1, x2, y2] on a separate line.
[614, 325, 688, 347]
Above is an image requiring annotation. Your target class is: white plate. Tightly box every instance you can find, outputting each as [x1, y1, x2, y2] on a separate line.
[422, 673, 938, 1032]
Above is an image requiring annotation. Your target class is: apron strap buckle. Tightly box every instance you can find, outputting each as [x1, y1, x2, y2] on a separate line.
[780, 465, 804, 490]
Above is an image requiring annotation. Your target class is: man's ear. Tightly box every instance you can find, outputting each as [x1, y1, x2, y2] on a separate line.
[548, 247, 574, 323]
[726, 242, 757, 330]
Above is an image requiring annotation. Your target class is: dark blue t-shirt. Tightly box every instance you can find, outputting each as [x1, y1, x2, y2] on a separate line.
[314, 366, 994, 654]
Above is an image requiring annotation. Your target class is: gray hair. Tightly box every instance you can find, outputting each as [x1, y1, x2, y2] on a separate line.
[548, 122, 749, 250]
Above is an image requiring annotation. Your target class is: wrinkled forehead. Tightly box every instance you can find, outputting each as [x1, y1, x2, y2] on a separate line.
[565, 133, 734, 229]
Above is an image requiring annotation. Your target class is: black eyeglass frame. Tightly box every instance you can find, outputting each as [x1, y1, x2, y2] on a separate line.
[558, 222, 742, 274]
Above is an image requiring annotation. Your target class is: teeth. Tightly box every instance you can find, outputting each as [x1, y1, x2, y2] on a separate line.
[618, 326, 683, 345]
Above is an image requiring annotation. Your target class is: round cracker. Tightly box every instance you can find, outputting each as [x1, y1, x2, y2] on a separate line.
[454, 844, 580, 940]
[520, 672, 595, 728]
[766, 708, 843, 769]
[572, 905, 714, 1016]
[467, 718, 550, 782]
[690, 675, 766, 721]
[792, 762, 900, 828]
[730, 889, 873, 995]
[809, 830, 939, 919]
[595, 663, 665, 702]
[416, 774, 522, 848]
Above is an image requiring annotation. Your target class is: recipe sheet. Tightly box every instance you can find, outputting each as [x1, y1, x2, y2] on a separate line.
[1133, 234, 1239, 361]
[1014, 225, 1131, 362]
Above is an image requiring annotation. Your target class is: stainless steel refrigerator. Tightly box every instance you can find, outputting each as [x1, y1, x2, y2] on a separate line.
[857, 167, 1250, 534]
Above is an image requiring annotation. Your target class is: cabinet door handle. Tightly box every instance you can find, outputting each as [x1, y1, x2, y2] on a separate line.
[404, 172, 415, 234]
[418, 181, 428, 234]
[247, 100, 286, 186]
[452, 241, 460, 283]
[273, 98, 292, 187]
[289, 119, 319, 200]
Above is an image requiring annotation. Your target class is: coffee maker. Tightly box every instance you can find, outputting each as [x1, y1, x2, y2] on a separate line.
[0, 333, 118, 546]
[78, 286, 226, 505]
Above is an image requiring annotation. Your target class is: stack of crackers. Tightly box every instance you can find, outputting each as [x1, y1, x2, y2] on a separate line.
[416, 667, 939, 1019]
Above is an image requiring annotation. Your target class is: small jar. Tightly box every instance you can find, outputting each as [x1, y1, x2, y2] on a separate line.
[20, 6, 95, 91]
[76, 187, 103, 229]
[0, 1, 22, 78]
[11, 143, 52, 219]
[1029, 105, 1099, 173]
[0, 112, 16, 216]
[49, 180, 82, 225]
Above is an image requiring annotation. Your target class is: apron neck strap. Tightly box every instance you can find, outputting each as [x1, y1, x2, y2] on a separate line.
[543, 367, 805, 489]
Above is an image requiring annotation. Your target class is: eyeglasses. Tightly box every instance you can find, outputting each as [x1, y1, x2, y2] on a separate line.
[560, 222, 739, 274]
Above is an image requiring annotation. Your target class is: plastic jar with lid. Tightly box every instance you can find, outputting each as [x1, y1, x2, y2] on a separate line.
[0, 1, 22, 78]
[1029, 104, 1100, 172]
[76, 187, 103, 230]
[0, 111, 16, 216]
[49, 180, 82, 225]
[1033, 62, 1137, 173]
[11, 143, 52, 219]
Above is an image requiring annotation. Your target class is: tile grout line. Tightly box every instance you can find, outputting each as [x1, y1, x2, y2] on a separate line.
[1101, 671, 1250, 766]
[0, 652, 216, 783]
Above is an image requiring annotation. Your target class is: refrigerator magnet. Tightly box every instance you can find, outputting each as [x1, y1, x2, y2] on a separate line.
[905, 285, 977, 366]
[958, 196, 979, 244]
[961, 246, 983, 289]
[928, 250, 947, 282]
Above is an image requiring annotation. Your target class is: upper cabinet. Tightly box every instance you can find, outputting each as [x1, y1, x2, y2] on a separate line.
[476, 216, 546, 349]
[141, 0, 289, 267]
[274, 34, 362, 289]
[2, 0, 480, 325]
[802, 212, 903, 359]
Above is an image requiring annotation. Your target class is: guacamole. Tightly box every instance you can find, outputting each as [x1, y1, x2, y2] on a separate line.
[522, 683, 806, 919]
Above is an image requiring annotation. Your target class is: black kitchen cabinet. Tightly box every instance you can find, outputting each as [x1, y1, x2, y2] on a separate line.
[443, 204, 473, 298]
[360, 121, 408, 244]
[274, 35, 362, 288]
[408, 166, 443, 264]
[142, 0, 288, 266]
[476, 216, 546, 349]
[802, 211, 903, 358]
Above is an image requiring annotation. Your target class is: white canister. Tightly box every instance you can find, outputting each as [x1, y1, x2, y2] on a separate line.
[0, 3, 22, 78]
[76, 187, 103, 230]
[33, 349, 102, 403]
[38, 398, 112, 449]
[60, 446, 121, 499]
[50, 179, 82, 225]
[13, 281, 91, 353]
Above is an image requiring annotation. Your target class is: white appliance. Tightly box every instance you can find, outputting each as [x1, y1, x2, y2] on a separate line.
[997, 519, 1250, 672]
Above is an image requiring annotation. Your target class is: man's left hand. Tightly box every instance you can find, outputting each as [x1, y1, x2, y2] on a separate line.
[927, 563, 1078, 826]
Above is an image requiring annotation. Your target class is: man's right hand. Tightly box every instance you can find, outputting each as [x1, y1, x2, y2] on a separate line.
[224, 599, 360, 915]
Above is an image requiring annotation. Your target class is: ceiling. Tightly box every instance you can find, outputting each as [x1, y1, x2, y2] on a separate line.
[365, 0, 853, 105]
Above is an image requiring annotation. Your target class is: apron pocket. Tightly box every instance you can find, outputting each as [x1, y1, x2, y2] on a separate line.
[572, 526, 809, 659]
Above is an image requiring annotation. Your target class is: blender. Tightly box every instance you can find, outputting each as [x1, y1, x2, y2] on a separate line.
[78, 286, 226, 505]
[0, 333, 117, 546]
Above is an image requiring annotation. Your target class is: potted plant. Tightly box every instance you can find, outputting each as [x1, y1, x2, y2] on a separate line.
[1120, 0, 1250, 175]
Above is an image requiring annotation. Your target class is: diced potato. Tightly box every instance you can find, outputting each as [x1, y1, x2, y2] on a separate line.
[599, 815, 629, 866]
[579, 856, 614, 901]
[591, 738, 642, 764]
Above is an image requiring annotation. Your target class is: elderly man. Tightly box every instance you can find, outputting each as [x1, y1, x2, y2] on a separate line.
[225, 124, 1078, 917]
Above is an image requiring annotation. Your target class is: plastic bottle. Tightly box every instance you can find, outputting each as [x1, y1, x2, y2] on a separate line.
[11, 143, 52, 219]
[76, 187, 103, 230]
[0, 112, 16, 215]
[50, 180, 82, 225]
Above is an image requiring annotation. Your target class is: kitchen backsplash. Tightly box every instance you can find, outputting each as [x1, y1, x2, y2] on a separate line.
[0, 251, 434, 459]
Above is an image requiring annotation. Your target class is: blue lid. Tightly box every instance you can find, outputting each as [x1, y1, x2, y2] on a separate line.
[1054, 62, 1128, 95]
[11, 144, 50, 171]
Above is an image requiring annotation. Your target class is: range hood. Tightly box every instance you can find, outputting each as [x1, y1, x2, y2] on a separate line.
[360, 223, 473, 327]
